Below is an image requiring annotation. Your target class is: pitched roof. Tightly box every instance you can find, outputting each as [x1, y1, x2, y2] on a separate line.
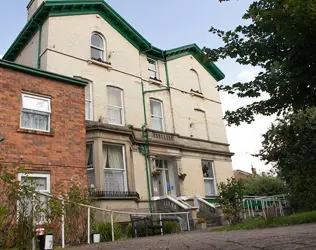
[4, 0, 225, 81]
[233, 169, 252, 176]
[0, 59, 87, 87]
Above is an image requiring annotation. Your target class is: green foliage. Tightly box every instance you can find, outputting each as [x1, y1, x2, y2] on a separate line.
[243, 174, 287, 196]
[95, 222, 122, 242]
[213, 210, 316, 232]
[259, 107, 316, 211]
[125, 223, 133, 238]
[0, 163, 44, 249]
[217, 177, 244, 225]
[163, 221, 180, 234]
[205, 0, 316, 126]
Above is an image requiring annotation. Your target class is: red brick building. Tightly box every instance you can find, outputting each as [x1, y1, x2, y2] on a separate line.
[0, 59, 87, 192]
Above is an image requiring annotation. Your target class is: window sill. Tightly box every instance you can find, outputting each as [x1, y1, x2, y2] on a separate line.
[88, 59, 112, 70]
[17, 128, 54, 137]
[149, 77, 163, 86]
[190, 90, 204, 99]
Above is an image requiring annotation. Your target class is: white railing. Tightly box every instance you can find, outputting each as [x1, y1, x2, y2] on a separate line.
[193, 196, 217, 213]
[36, 192, 191, 248]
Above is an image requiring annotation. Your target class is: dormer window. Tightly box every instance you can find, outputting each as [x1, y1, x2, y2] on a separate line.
[91, 33, 105, 61]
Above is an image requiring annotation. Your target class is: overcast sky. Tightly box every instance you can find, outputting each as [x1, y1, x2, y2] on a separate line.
[0, 0, 274, 174]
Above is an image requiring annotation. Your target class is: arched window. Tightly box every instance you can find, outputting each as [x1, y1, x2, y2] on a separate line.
[91, 33, 105, 61]
[190, 69, 202, 92]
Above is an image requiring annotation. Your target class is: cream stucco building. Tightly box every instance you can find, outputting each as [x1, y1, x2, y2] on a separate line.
[4, 0, 234, 214]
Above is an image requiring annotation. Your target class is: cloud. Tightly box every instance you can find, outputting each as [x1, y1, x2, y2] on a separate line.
[237, 68, 260, 82]
[220, 68, 274, 174]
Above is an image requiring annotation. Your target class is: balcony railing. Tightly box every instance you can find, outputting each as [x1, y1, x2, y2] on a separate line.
[89, 190, 140, 200]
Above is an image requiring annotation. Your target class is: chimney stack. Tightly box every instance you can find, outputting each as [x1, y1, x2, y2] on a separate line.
[251, 165, 257, 176]
[27, 0, 45, 21]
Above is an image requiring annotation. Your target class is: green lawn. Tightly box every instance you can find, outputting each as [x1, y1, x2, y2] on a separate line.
[212, 211, 316, 232]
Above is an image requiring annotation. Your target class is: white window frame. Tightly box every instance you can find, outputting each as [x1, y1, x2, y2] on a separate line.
[90, 33, 105, 61]
[20, 93, 51, 132]
[107, 86, 125, 126]
[103, 143, 127, 192]
[148, 58, 159, 79]
[150, 98, 165, 132]
[18, 173, 51, 193]
[85, 82, 93, 121]
[202, 160, 217, 196]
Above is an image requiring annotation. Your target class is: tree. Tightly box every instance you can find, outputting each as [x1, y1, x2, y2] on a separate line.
[258, 107, 316, 211]
[204, 0, 316, 126]
[217, 177, 244, 224]
[242, 174, 287, 196]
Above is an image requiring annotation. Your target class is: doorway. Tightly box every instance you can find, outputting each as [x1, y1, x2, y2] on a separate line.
[154, 159, 177, 197]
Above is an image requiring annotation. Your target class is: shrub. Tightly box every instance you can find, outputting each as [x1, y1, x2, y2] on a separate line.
[95, 222, 122, 242]
[125, 223, 133, 238]
[163, 221, 180, 234]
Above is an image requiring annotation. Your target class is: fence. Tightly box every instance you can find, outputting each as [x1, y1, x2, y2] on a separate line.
[243, 194, 290, 219]
[33, 192, 191, 249]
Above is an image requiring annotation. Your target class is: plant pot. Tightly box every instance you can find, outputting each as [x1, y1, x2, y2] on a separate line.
[179, 176, 186, 181]
[196, 222, 207, 230]
[91, 233, 101, 243]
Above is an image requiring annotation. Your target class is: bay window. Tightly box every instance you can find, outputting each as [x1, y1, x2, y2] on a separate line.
[86, 144, 94, 186]
[103, 144, 127, 192]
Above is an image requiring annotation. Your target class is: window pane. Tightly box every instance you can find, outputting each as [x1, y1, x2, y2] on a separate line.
[91, 47, 104, 60]
[204, 179, 216, 195]
[149, 70, 157, 78]
[87, 169, 95, 186]
[152, 117, 163, 131]
[148, 60, 156, 70]
[21, 112, 49, 131]
[85, 84, 91, 101]
[104, 170, 125, 191]
[23, 96, 49, 112]
[150, 100, 162, 117]
[86, 144, 93, 168]
[103, 144, 124, 169]
[107, 87, 122, 107]
[91, 34, 104, 48]
[21, 176, 47, 191]
[108, 106, 122, 125]
[202, 160, 214, 178]
[85, 101, 91, 120]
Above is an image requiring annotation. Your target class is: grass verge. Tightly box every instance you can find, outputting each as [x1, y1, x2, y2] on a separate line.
[212, 210, 316, 232]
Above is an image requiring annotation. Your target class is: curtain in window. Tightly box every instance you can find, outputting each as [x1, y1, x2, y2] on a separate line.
[204, 179, 216, 195]
[150, 100, 163, 131]
[107, 87, 123, 125]
[86, 144, 95, 185]
[103, 145, 125, 191]
[21, 112, 49, 131]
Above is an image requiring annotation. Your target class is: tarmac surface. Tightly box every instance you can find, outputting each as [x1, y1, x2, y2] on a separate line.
[70, 223, 316, 249]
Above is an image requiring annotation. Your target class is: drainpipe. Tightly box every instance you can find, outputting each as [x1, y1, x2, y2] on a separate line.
[33, 19, 42, 69]
[139, 50, 174, 213]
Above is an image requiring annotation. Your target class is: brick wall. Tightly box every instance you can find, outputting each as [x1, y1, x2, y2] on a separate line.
[0, 67, 87, 191]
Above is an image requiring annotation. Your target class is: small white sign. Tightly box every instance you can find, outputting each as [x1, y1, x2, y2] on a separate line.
[44, 235, 53, 250]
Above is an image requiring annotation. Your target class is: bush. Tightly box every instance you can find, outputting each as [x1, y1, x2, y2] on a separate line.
[95, 222, 122, 242]
[163, 221, 180, 234]
[213, 211, 316, 232]
[125, 223, 133, 238]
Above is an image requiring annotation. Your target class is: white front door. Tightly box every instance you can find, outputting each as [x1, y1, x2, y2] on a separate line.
[155, 159, 177, 196]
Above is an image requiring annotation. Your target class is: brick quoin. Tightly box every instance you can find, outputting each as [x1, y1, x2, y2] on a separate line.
[0, 66, 87, 192]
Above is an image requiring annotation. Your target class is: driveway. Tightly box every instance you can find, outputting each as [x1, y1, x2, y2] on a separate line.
[70, 223, 316, 250]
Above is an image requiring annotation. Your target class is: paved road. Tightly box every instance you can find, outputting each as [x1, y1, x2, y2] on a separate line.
[70, 223, 316, 250]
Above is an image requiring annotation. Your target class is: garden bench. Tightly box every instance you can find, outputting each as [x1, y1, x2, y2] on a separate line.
[130, 215, 164, 237]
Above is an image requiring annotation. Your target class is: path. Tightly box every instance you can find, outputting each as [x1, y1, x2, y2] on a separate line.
[70, 223, 316, 249]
